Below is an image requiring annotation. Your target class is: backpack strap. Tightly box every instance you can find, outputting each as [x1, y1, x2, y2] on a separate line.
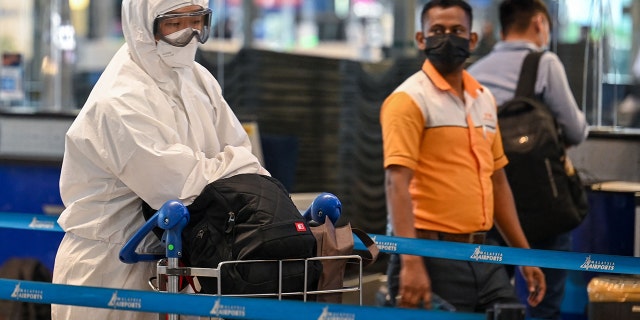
[514, 51, 568, 152]
[514, 51, 544, 99]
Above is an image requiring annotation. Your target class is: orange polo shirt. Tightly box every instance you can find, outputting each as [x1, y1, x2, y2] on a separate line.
[380, 60, 508, 233]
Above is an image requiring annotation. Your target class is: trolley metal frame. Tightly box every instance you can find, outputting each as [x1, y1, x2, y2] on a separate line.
[120, 200, 364, 320]
[153, 255, 363, 300]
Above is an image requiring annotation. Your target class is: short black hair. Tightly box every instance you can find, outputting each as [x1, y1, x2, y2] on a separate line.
[499, 0, 552, 35]
[420, 0, 473, 31]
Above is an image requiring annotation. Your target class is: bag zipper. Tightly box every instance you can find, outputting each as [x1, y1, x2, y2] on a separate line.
[224, 211, 236, 234]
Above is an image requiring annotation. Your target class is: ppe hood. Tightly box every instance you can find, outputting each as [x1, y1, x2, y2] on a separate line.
[121, 0, 208, 81]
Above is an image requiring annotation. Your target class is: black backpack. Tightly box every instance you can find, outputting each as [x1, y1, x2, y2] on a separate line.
[497, 52, 588, 242]
[144, 173, 321, 296]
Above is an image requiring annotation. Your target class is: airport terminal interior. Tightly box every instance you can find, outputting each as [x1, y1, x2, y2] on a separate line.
[0, 0, 639, 319]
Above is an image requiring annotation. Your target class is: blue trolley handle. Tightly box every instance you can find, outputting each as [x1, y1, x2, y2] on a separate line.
[119, 200, 190, 264]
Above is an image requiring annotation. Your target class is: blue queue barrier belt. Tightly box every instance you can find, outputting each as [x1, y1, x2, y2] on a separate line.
[0, 278, 484, 320]
[2, 212, 639, 318]
[355, 234, 640, 275]
[0, 212, 63, 232]
[1, 211, 639, 274]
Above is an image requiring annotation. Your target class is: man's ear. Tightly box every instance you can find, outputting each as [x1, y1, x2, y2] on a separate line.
[415, 31, 426, 50]
[532, 13, 544, 33]
[469, 32, 479, 51]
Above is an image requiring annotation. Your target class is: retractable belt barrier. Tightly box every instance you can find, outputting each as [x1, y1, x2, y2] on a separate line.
[1, 211, 639, 274]
[354, 234, 640, 274]
[0, 278, 483, 320]
[2, 211, 639, 319]
[0, 212, 62, 232]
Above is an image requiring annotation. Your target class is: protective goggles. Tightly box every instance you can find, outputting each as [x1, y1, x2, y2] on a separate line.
[153, 8, 212, 47]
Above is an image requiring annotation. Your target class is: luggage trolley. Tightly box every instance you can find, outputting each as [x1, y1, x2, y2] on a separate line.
[120, 200, 364, 320]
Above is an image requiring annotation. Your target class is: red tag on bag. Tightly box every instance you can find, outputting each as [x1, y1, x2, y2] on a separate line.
[295, 222, 307, 232]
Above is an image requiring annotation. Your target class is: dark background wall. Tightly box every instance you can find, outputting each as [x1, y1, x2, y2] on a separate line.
[197, 49, 423, 234]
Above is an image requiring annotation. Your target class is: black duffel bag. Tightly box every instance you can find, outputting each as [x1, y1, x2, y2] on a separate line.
[144, 173, 321, 297]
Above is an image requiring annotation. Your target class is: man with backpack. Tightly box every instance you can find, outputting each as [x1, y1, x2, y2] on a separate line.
[468, 1, 588, 319]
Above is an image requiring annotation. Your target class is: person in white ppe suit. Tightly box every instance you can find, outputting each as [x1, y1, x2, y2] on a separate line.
[51, 0, 268, 319]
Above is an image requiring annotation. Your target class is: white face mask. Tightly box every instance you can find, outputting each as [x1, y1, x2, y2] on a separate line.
[156, 31, 198, 68]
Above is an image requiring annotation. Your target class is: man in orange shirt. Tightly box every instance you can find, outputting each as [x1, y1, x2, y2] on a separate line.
[380, 0, 546, 314]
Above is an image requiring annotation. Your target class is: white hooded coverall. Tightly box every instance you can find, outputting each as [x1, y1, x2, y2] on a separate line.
[51, 0, 267, 319]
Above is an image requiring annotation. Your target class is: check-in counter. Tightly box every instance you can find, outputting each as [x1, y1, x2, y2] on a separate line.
[0, 108, 75, 271]
[574, 181, 640, 257]
[561, 180, 640, 318]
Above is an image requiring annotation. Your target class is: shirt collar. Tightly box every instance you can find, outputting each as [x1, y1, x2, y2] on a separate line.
[422, 59, 483, 99]
[492, 40, 542, 53]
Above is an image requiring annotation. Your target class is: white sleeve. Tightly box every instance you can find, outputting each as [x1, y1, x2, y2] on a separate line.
[92, 97, 266, 209]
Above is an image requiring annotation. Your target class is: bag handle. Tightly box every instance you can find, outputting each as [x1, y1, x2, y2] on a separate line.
[352, 228, 379, 267]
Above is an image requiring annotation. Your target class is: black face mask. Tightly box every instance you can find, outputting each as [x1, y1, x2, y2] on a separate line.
[424, 34, 471, 75]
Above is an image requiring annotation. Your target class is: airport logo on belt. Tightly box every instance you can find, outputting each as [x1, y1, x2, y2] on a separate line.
[470, 246, 503, 262]
[372, 236, 397, 252]
[210, 299, 246, 317]
[108, 291, 142, 309]
[28, 217, 56, 229]
[579, 255, 615, 271]
[11, 283, 43, 300]
[317, 306, 355, 320]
